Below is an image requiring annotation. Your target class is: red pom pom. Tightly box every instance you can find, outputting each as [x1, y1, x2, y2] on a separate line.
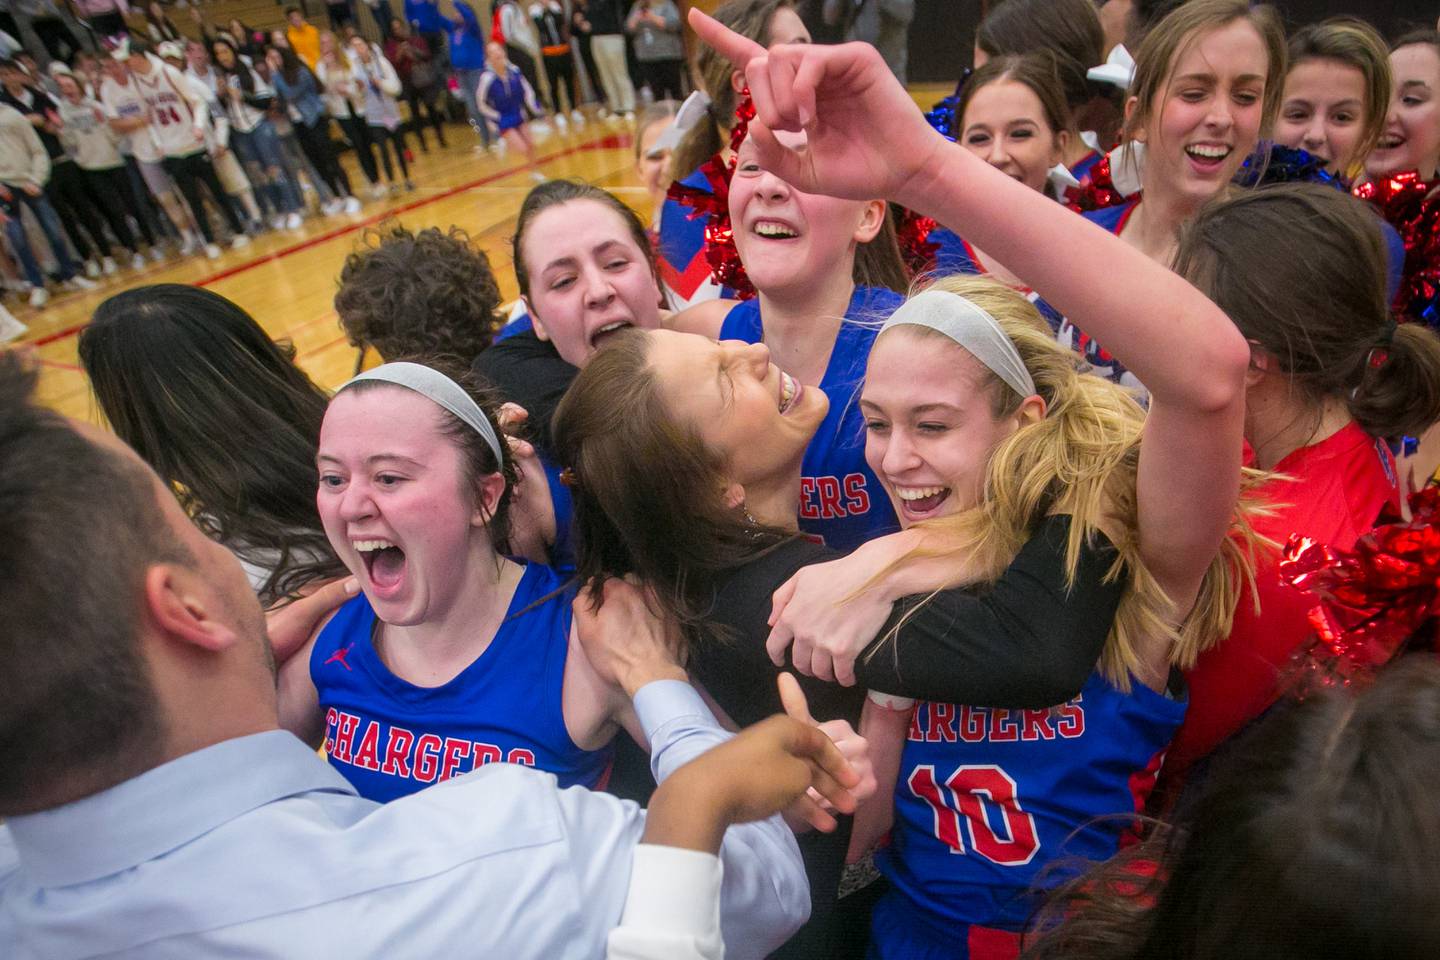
[1353, 170, 1440, 327]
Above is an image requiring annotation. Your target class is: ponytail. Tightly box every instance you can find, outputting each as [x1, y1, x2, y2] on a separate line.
[1351, 323, 1440, 440]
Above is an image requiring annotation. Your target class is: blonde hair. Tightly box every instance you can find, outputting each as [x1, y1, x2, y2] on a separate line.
[1124, 0, 1287, 146]
[870, 275, 1266, 691]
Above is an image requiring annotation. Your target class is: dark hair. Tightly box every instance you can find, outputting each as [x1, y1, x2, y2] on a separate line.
[959, 53, 1075, 145]
[512, 179, 662, 304]
[336, 222, 503, 362]
[855, 206, 910, 294]
[277, 45, 313, 88]
[0, 352, 176, 815]
[1128, 0, 1190, 50]
[976, 0, 1103, 110]
[0, 58, 19, 72]
[553, 328, 793, 648]
[338, 357, 517, 548]
[78, 285, 345, 605]
[671, 0, 797, 183]
[284, 5, 302, 16]
[1174, 184, 1440, 441]
[125, 37, 152, 58]
[211, 37, 256, 94]
[1393, 28, 1440, 54]
[1022, 656, 1440, 960]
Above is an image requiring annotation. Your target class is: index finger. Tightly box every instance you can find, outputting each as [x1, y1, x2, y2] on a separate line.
[782, 715, 861, 793]
[777, 672, 816, 726]
[688, 7, 764, 69]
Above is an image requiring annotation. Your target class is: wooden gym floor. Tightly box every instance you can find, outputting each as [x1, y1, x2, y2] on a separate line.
[17, 85, 950, 424]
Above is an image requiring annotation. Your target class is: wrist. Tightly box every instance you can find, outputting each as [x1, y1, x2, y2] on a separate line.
[620, 661, 688, 699]
[644, 767, 729, 853]
[892, 136, 964, 221]
[866, 528, 926, 602]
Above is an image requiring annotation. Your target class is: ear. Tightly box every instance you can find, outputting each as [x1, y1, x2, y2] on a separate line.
[729, 67, 745, 95]
[852, 199, 886, 245]
[1123, 95, 1144, 142]
[1052, 128, 1072, 166]
[1245, 341, 1271, 388]
[143, 563, 241, 653]
[721, 482, 745, 511]
[1013, 392, 1048, 431]
[471, 470, 510, 527]
[523, 297, 552, 343]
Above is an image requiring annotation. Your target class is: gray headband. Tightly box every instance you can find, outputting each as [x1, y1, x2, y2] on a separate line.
[880, 290, 1037, 399]
[338, 362, 505, 465]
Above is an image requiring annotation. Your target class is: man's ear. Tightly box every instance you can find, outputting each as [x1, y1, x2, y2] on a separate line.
[143, 563, 240, 653]
[721, 481, 745, 511]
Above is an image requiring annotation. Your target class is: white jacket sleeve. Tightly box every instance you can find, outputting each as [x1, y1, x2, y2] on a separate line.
[376, 50, 403, 98]
[607, 845, 725, 960]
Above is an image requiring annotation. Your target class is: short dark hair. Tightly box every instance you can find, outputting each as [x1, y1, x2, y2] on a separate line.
[512, 179, 661, 305]
[0, 58, 20, 71]
[0, 352, 180, 815]
[335, 222, 504, 363]
[284, 5, 302, 15]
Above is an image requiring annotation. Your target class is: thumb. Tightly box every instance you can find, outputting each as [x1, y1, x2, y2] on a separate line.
[285, 575, 359, 616]
[747, 116, 814, 191]
[777, 672, 816, 726]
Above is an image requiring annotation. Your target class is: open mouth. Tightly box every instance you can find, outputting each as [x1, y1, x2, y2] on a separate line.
[355, 537, 406, 595]
[590, 319, 632, 349]
[778, 369, 803, 414]
[752, 219, 800, 240]
[1375, 134, 1405, 151]
[1184, 143, 1232, 171]
[894, 485, 952, 519]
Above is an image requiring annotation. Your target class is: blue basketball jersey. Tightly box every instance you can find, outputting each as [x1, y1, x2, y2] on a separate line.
[874, 672, 1185, 957]
[927, 228, 1064, 330]
[719, 285, 902, 551]
[311, 562, 611, 803]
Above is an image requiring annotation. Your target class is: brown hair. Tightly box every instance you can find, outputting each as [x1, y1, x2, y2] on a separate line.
[670, 0, 797, 183]
[1174, 183, 1440, 441]
[976, 0, 1103, 115]
[0, 352, 178, 814]
[552, 329, 794, 649]
[335, 222, 504, 363]
[1124, 0, 1287, 145]
[337, 358, 519, 549]
[1286, 17, 1392, 178]
[511, 179, 661, 307]
[958, 52, 1075, 144]
[635, 98, 681, 162]
[854, 206, 910, 294]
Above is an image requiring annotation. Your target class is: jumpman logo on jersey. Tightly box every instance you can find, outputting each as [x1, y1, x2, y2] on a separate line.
[325, 644, 355, 671]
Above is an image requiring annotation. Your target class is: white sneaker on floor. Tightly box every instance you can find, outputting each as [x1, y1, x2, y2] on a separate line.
[570, 109, 584, 125]
[231, 234, 251, 250]
[531, 120, 552, 137]
[130, 252, 147, 270]
[65, 275, 98, 292]
[369, 183, 387, 200]
[621, 110, 635, 121]
[0, 303, 27, 342]
[321, 198, 344, 216]
[598, 106, 611, 118]
[204, 243, 222, 260]
[101, 256, 119, 276]
[554, 114, 568, 131]
[493, 139, 508, 155]
[285, 212, 303, 231]
[530, 170, 546, 183]
[343, 196, 362, 215]
[28, 287, 48, 309]
[178, 233, 199, 256]
[84, 259, 101, 279]
[148, 245, 165, 262]
[270, 214, 287, 230]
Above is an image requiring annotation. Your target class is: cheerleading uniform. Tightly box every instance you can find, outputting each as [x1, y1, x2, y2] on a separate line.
[873, 672, 1185, 960]
[718, 285, 903, 551]
[476, 63, 537, 133]
[656, 167, 738, 308]
[311, 562, 611, 803]
[1162, 422, 1398, 803]
[1068, 147, 1103, 185]
[928, 228, 1064, 330]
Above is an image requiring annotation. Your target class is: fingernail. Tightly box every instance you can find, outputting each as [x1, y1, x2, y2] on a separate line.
[345, 577, 360, 594]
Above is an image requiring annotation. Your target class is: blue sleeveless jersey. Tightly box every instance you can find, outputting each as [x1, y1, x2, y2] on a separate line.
[927, 228, 1064, 330]
[873, 672, 1185, 958]
[493, 312, 533, 342]
[311, 562, 611, 803]
[719, 285, 902, 551]
[657, 168, 738, 308]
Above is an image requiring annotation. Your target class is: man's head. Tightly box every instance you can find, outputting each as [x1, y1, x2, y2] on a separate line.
[0, 353, 275, 817]
[286, 6, 306, 28]
[0, 58, 26, 91]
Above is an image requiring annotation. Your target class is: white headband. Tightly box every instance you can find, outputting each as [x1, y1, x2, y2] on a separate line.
[338, 362, 505, 465]
[880, 290, 1037, 398]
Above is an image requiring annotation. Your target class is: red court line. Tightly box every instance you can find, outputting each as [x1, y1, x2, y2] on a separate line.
[29, 131, 632, 350]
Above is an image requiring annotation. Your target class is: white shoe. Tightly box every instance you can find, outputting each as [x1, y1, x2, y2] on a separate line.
[84, 259, 101, 279]
[343, 197, 362, 215]
[65, 275, 98, 292]
[493, 139, 508, 155]
[204, 243, 222, 260]
[28, 287, 48, 309]
[531, 120, 552, 136]
[270, 214, 287, 231]
[554, 114, 568, 131]
[530, 170, 546, 183]
[178, 233, 199, 256]
[148, 245, 165, 262]
[231, 234, 251, 250]
[285, 212, 303, 231]
[598, 106, 610, 118]
[130, 252, 147, 270]
[369, 183, 387, 200]
[570, 109, 584, 125]
[621, 111, 635, 121]
[321, 198, 344, 216]
[101, 256, 119, 276]
[0, 303, 27, 342]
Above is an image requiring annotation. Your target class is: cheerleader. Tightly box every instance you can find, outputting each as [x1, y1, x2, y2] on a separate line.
[1275, 17, 1390, 181]
[1087, 0, 1285, 263]
[1364, 31, 1440, 183]
[477, 40, 544, 182]
[671, 128, 910, 551]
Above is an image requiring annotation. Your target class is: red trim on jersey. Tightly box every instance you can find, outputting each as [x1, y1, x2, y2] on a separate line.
[658, 250, 718, 301]
[967, 923, 1023, 960]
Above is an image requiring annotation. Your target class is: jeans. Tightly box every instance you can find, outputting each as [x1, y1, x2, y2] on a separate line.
[455, 66, 495, 146]
[231, 120, 304, 215]
[0, 186, 79, 285]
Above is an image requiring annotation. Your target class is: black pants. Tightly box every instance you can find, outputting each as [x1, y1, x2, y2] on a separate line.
[506, 44, 542, 103]
[82, 165, 148, 250]
[84, 11, 127, 37]
[575, 36, 598, 105]
[122, 156, 165, 244]
[294, 117, 352, 199]
[30, 17, 81, 62]
[405, 83, 447, 149]
[336, 112, 379, 185]
[162, 151, 243, 244]
[326, 0, 354, 29]
[367, 124, 409, 182]
[542, 50, 576, 114]
[637, 58, 683, 101]
[49, 160, 130, 259]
